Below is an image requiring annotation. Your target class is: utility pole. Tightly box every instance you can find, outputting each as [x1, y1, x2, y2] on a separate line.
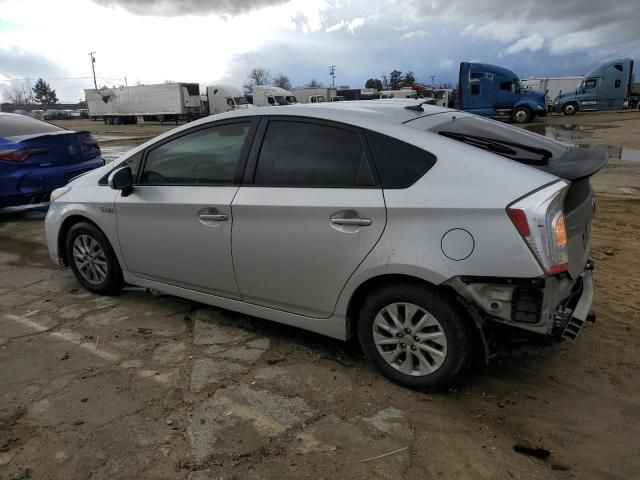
[430, 75, 436, 87]
[88, 52, 97, 89]
[124, 76, 128, 87]
[328, 65, 336, 87]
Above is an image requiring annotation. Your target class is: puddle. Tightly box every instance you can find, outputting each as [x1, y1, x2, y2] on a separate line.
[525, 124, 640, 162]
[100, 144, 137, 163]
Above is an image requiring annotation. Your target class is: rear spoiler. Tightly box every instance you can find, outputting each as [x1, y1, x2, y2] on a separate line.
[541, 147, 608, 181]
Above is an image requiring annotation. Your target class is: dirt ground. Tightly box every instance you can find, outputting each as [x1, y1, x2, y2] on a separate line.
[1, 111, 639, 480]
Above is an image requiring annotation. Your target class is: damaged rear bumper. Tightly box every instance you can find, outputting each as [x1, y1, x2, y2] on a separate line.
[446, 261, 595, 339]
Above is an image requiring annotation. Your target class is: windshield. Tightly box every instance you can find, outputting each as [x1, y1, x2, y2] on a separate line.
[285, 95, 297, 104]
[274, 95, 287, 106]
[407, 114, 569, 164]
[234, 96, 248, 105]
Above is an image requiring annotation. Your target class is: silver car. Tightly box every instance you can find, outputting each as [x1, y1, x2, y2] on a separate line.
[44, 101, 604, 391]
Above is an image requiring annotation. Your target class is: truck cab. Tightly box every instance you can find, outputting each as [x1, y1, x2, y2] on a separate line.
[458, 62, 546, 123]
[207, 85, 252, 116]
[252, 86, 298, 107]
[553, 59, 634, 115]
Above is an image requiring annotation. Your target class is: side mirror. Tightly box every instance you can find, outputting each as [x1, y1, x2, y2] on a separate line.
[108, 166, 133, 197]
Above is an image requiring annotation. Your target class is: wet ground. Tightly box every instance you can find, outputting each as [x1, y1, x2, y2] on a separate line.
[1, 113, 640, 479]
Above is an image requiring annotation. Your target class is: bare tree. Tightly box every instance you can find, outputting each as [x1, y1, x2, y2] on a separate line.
[244, 67, 271, 93]
[3, 82, 34, 104]
[272, 74, 292, 90]
[305, 79, 322, 88]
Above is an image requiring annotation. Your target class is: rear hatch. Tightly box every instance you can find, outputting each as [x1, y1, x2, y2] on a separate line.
[408, 113, 606, 277]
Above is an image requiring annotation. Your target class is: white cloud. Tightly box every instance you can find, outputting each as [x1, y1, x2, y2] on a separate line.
[438, 58, 454, 69]
[549, 31, 602, 55]
[506, 33, 544, 54]
[325, 20, 346, 33]
[347, 17, 365, 33]
[462, 22, 520, 42]
[398, 30, 428, 40]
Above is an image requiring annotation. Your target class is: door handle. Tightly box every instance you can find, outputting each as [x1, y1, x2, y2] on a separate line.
[199, 213, 228, 222]
[331, 217, 372, 227]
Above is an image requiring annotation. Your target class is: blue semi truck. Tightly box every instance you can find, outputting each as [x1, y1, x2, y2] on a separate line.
[458, 62, 546, 123]
[553, 58, 634, 115]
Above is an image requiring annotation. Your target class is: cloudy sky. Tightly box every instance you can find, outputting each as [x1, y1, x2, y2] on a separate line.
[1, 0, 638, 102]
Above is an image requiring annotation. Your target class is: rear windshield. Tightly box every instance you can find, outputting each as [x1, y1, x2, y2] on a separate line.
[408, 115, 568, 165]
[0, 114, 65, 137]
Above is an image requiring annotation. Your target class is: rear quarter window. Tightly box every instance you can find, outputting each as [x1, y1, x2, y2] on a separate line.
[0, 114, 65, 137]
[365, 130, 436, 188]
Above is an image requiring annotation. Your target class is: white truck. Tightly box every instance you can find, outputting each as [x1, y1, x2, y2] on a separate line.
[251, 86, 297, 107]
[85, 83, 202, 124]
[521, 76, 583, 110]
[378, 88, 417, 99]
[291, 87, 339, 104]
[206, 85, 253, 116]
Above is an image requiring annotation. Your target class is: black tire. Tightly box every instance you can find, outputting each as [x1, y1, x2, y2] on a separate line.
[562, 102, 578, 116]
[65, 222, 124, 295]
[512, 106, 532, 124]
[357, 283, 470, 391]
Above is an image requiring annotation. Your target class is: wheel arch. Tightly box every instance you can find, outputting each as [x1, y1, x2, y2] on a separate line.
[344, 273, 489, 365]
[57, 215, 105, 266]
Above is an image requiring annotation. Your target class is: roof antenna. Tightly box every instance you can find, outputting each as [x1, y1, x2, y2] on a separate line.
[404, 103, 424, 112]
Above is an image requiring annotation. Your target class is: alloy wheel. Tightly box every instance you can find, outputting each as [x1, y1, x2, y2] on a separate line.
[72, 234, 108, 285]
[373, 302, 448, 376]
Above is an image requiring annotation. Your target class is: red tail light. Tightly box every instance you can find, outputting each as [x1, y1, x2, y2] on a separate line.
[0, 147, 51, 163]
[507, 181, 569, 275]
[0, 149, 30, 162]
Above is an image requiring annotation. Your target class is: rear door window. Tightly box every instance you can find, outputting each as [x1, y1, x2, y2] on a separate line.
[0, 114, 65, 137]
[253, 120, 375, 187]
[365, 131, 436, 188]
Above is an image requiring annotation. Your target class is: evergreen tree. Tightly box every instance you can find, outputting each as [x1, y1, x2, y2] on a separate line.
[32, 78, 58, 104]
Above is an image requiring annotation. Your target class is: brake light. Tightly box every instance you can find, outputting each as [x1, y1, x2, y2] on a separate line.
[0, 149, 29, 162]
[507, 181, 570, 275]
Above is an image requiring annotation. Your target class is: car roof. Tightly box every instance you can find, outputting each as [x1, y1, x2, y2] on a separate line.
[208, 99, 456, 129]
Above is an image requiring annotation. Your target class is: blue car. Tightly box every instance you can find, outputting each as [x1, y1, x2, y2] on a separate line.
[0, 113, 104, 208]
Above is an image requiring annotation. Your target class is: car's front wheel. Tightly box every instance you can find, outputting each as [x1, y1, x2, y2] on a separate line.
[357, 283, 470, 391]
[65, 222, 124, 295]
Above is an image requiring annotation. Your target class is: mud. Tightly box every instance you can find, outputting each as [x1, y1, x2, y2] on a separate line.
[1, 112, 639, 479]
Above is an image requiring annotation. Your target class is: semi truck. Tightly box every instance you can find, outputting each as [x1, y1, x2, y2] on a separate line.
[458, 62, 546, 123]
[250, 85, 297, 107]
[85, 83, 202, 124]
[521, 76, 583, 110]
[552, 59, 635, 115]
[379, 88, 417, 99]
[205, 85, 253, 115]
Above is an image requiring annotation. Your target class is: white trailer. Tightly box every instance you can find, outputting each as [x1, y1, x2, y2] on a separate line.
[85, 83, 202, 124]
[206, 85, 254, 115]
[378, 88, 417, 99]
[521, 76, 583, 109]
[291, 87, 338, 104]
[251, 86, 297, 107]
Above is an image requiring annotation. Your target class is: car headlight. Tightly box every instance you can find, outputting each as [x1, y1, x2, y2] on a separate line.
[50, 186, 71, 203]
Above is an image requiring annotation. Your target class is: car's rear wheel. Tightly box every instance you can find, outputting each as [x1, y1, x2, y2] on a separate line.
[65, 222, 124, 295]
[357, 283, 470, 391]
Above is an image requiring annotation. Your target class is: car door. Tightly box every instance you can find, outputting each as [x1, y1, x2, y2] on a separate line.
[115, 118, 256, 298]
[579, 78, 599, 110]
[231, 117, 386, 318]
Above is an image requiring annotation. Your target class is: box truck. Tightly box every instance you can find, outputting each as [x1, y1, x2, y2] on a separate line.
[251, 86, 298, 107]
[85, 83, 202, 124]
[206, 85, 253, 115]
[458, 62, 546, 123]
[552, 59, 635, 115]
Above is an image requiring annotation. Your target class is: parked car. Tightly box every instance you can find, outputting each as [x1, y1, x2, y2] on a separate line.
[0, 113, 104, 208]
[44, 100, 603, 390]
[13, 110, 32, 117]
[44, 110, 72, 121]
